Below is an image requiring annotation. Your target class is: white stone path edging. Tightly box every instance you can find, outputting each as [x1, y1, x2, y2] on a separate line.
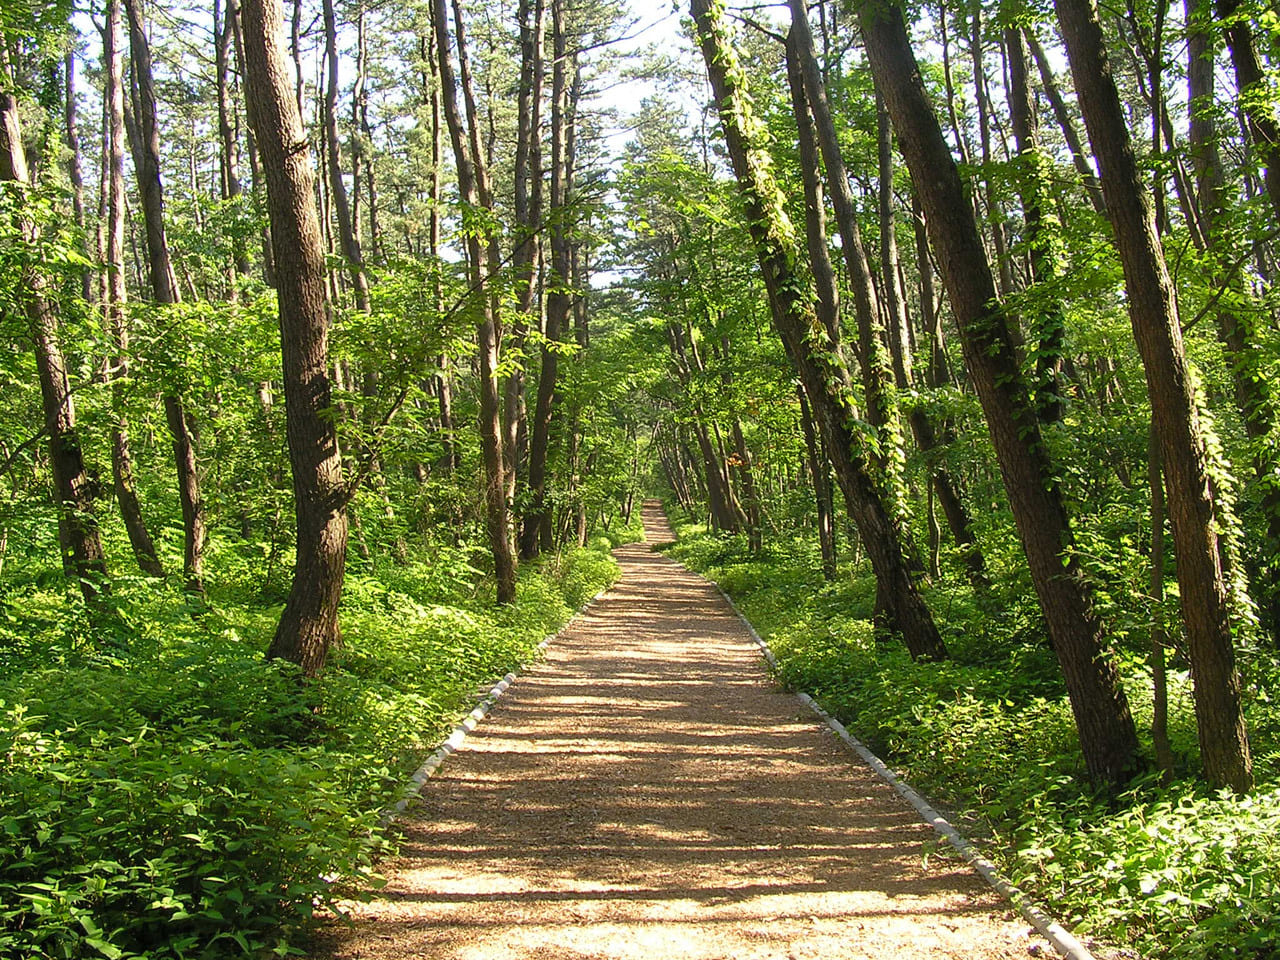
[712, 584, 1097, 960]
[379, 584, 612, 828]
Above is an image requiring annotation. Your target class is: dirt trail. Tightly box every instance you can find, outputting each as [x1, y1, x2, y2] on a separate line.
[313, 502, 1044, 959]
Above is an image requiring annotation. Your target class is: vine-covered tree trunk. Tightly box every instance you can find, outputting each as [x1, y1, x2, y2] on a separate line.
[242, 0, 349, 676]
[1186, 0, 1280, 639]
[693, 0, 947, 662]
[857, 0, 1137, 781]
[124, 0, 208, 595]
[1056, 0, 1252, 793]
[105, 0, 164, 578]
[1006, 27, 1068, 426]
[2, 80, 109, 602]
[433, 0, 516, 603]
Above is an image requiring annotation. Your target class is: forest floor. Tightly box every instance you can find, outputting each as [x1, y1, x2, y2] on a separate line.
[311, 502, 1050, 960]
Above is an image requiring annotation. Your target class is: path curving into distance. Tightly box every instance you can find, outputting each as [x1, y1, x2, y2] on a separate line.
[314, 502, 1047, 959]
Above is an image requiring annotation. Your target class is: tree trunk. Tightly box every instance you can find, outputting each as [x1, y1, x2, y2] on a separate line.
[858, 0, 1138, 781]
[322, 0, 371, 314]
[1216, 0, 1280, 227]
[786, 2, 907, 524]
[433, 0, 516, 603]
[694, 0, 947, 662]
[1055, 0, 1251, 792]
[124, 0, 208, 595]
[799, 387, 837, 580]
[242, 0, 349, 676]
[505, 0, 544, 499]
[1, 86, 110, 602]
[1007, 27, 1068, 425]
[521, 0, 569, 560]
[106, 0, 164, 577]
[1025, 30, 1108, 215]
[1187, 0, 1280, 638]
[1148, 424, 1175, 780]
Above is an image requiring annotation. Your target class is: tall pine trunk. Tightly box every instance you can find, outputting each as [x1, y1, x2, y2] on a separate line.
[1056, 0, 1252, 793]
[857, 0, 1137, 782]
[242, 0, 349, 676]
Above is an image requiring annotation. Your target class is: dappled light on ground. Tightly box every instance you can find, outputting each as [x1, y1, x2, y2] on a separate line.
[312, 503, 1044, 959]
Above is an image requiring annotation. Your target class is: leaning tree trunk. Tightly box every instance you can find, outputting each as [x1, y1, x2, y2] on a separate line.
[242, 0, 349, 677]
[124, 0, 208, 595]
[856, 0, 1137, 782]
[1055, 0, 1252, 793]
[692, 0, 947, 662]
[1, 85, 109, 603]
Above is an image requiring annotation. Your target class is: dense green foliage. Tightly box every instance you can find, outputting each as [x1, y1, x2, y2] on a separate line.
[665, 516, 1280, 959]
[0, 529, 630, 959]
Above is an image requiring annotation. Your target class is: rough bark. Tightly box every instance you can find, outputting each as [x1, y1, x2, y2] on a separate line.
[242, 0, 350, 676]
[124, 0, 208, 595]
[693, 0, 947, 662]
[1055, 0, 1250, 792]
[858, 0, 1137, 781]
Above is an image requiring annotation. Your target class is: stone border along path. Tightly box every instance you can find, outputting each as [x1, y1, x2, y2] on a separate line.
[312, 501, 1065, 960]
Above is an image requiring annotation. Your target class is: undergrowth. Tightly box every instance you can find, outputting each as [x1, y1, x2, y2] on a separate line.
[0, 525, 633, 959]
[665, 516, 1280, 960]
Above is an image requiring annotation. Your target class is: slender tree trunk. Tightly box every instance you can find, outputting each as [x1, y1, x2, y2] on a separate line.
[799, 387, 837, 580]
[1025, 30, 1108, 215]
[1216, 0, 1280, 226]
[1007, 27, 1068, 425]
[105, 0, 164, 577]
[433, 0, 516, 602]
[505, 0, 544, 499]
[124, 0, 208, 595]
[1148, 424, 1175, 780]
[521, 0, 569, 560]
[1, 83, 109, 602]
[859, 0, 1138, 781]
[1187, 0, 1280, 637]
[786, 3, 906, 520]
[322, 0, 371, 314]
[1055, 0, 1251, 792]
[242, 0, 349, 676]
[695, 0, 947, 661]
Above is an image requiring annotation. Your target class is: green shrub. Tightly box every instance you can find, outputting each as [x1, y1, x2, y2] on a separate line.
[670, 527, 1280, 960]
[0, 542, 620, 959]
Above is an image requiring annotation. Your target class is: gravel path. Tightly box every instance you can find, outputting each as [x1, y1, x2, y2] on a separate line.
[312, 502, 1045, 959]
